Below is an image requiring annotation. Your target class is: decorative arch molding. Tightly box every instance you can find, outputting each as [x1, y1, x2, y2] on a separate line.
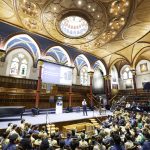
[110, 65, 119, 78]
[74, 54, 91, 72]
[135, 58, 150, 68]
[4, 47, 34, 64]
[132, 46, 150, 68]
[114, 51, 131, 63]
[3, 34, 41, 61]
[136, 59, 150, 67]
[135, 59, 150, 88]
[109, 58, 129, 74]
[111, 65, 118, 74]
[136, 59, 150, 73]
[5, 48, 34, 78]
[41, 55, 57, 63]
[120, 64, 131, 75]
[93, 60, 106, 75]
[110, 65, 119, 88]
[44, 46, 71, 66]
[119, 64, 134, 90]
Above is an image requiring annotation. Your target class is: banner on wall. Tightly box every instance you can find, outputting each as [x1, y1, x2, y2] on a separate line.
[92, 69, 104, 94]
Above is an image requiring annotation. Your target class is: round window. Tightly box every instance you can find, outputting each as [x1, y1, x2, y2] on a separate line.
[60, 16, 89, 38]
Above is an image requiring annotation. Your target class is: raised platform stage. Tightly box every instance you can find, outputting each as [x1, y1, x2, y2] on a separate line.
[0, 110, 112, 129]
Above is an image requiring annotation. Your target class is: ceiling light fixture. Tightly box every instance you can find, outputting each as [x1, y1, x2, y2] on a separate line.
[78, 1, 82, 5]
[88, 5, 91, 8]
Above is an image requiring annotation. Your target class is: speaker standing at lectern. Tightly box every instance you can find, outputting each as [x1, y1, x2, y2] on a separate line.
[82, 99, 88, 116]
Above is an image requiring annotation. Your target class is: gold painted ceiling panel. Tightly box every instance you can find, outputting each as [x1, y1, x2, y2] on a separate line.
[0, 0, 150, 65]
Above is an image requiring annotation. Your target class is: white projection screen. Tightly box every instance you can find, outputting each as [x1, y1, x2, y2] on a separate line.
[41, 61, 73, 85]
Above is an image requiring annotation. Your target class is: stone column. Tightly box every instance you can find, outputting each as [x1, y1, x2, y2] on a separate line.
[104, 75, 111, 103]
[0, 49, 5, 58]
[104, 75, 108, 102]
[0, 40, 6, 58]
[88, 71, 94, 108]
[35, 61, 43, 108]
[107, 75, 112, 99]
[131, 69, 137, 95]
[69, 86, 72, 107]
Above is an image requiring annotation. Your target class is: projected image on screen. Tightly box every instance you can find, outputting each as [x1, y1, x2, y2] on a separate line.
[60, 66, 72, 85]
[42, 62, 72, 85]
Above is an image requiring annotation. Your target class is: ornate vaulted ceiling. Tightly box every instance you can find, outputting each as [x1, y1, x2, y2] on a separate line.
[0, 0, 150, 68]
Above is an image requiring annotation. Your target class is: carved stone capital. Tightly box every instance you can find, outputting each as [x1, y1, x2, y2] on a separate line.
[103, 75, 111, 80]
[38, 60, 44, 67]
[88, 71, 94, 77]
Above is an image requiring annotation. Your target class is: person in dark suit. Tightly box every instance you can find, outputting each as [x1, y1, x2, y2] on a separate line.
[131, 101, 136, 111]
[82, 99, 88, 116]
[31, 107, 39, 116]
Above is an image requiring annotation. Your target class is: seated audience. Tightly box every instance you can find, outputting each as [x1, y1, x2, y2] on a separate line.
[2, 133, 19, 150]
[124, 134, 135, 150]
[131, 101, 136, 110]
[71, 129, 78, 139]
[110, 134, 125, 150]
[126, 102, 131, 109]
[0, 107, 150, 150]
[18, 134, 32, 150]
[20, 119, 25, 131]
[64, 132, 72, 147]
[93, 135, 106, 150]
[49, 133, 58, 147]
[142, 129, 150, 150]
[40, 138, 52, 150]
[56, 140, 66, 150]
[6, 123, 13, 133]
[1, 132, 10, 148]
[79, 133, 88, 148]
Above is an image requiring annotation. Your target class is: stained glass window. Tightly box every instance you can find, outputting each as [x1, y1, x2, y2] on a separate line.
[80, 66, 88, 86]
[123, 72, 128, 80]
[10, 53, 28, 77]
[122, 67, 133, 80]
[10, 58, 19, 75]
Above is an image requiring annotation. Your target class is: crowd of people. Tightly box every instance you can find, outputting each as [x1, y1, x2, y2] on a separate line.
[0, 108, 150, 150]
[125, 101, 150, 112]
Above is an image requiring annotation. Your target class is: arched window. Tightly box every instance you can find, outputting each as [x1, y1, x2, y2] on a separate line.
[45, 46, 71, 66]
[123, 72, 128, 80]
[128, 71, 133, 79]
[9, 53, 28, 77]
[10, 57, 19, 75]
[111, 67, 117, 82]
[80, 66, 88, 86]
[19, 59, 28, 76]
[122, 67, 132, 80]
